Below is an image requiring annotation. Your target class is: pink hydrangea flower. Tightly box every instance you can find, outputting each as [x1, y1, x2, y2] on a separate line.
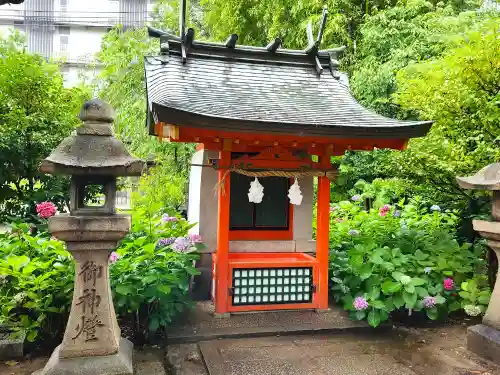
[36, 201, 57, 218]
[353, 296, 369, 311]
[188, 233, 203, 244]
[443, 278, 454, 290]
[109, 252, 120, 263]
[379, 204, 391, 216]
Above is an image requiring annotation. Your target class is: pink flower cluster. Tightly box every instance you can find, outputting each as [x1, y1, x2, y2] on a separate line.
[188, 233, 203, 243]
[109, 252, 120, 263]
[379, 204, 391, 217]
[36, 201, 57, 218]
[443, 278, 454, 290]
[353, 296, 369, 311]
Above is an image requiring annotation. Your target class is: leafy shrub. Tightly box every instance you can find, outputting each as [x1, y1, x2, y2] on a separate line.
[0, 222, 74, 343]
[111, 212, 201, 339]
[0, 210, 201, 345]
[329, 196, 491, 327]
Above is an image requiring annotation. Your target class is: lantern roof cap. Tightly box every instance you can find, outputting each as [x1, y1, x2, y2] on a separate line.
[456, 163, 500, 191]
[40, 99, 145, 177]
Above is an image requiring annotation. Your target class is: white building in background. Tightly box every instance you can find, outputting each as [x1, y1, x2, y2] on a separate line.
[0, 0, 157, 86]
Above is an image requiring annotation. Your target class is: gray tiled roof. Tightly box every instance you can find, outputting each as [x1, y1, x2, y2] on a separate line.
[145, 42, 432, 139]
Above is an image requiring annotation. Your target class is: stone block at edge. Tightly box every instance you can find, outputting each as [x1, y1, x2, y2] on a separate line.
[467, 324, 500, 365]
[34, 338, 133, 375]
[0, 326, 25, 359]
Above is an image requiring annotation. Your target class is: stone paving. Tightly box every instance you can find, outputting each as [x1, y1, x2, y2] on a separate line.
[168, 301, 367, 343]
[168, 325, 500, 375]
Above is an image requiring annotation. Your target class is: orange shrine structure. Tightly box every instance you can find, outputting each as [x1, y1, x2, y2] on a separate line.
[144, 11, 432, 314]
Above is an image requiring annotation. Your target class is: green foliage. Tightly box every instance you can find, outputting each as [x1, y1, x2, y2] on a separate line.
[336, 7, 500, 212]
[458, 277, 491, 315]
[0, 32, 89, 221]
[97, 26, 195, 173]
[350, 1, 481, 116]
[330, 195, 490, 327]
[111, 212, 201, 339]
[132, 165, 187, 220]
[0, 222, 74, 343]
[200, 0, 478, 50]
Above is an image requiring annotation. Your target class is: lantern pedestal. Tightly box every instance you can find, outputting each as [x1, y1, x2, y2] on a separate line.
[35, 215, 133, 375]
[466, 220, 500, 365]
[35, 338, 133, 375]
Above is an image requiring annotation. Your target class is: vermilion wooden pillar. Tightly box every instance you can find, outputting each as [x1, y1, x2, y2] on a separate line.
[215, 151, 231, 314]
[316, 156, 331, 310]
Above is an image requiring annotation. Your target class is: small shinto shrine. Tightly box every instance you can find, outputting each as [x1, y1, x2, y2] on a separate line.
[144, 10, 432, 314]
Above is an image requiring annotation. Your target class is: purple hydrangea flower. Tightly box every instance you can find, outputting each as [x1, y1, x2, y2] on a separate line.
[109, 252, 120, 263]
[423, 296, 436, 308]
[173, 237, 191, 252]
[430, 205, 441, 212]
[353, 296, 369, 311]
[348, 229, 360, 236]
[156, 237, 175, 249]
[162, 214, 179, 223]
[330, 205, 339, 213]
[393, 210, 401, 217]
[351, 195, 361, 202]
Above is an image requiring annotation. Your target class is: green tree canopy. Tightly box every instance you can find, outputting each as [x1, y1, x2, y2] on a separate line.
[0, 31, 88, 220]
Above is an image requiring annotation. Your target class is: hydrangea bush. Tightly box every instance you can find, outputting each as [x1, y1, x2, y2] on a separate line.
[0, 201, 202, 344]
[329, 196, 491, 327]
[110, 210, 202, 339]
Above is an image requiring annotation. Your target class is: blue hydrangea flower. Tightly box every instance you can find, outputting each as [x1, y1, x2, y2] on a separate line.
[430, 205, 441, 212]
[351, 195, 361, 202]
[348, 229, 360, 236]
[393, 210, 401, 217]
[424, 267, 432, 274]
[156, 237, 176, 249]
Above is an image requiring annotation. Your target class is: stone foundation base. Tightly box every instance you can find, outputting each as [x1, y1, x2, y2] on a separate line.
[33, 338, 133, 375]
[467, 324, 500, 365]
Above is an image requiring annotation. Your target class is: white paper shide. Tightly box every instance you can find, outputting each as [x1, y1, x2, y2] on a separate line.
[248, 177, 264, 203]
[288, 178, 303, 205]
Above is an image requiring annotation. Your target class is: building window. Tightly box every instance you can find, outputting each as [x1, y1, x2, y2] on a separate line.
[59, 35, 68, 52]
[13, 21, 25, 32]
[229, 173, 290, 230]
[58, 26, 69, 53]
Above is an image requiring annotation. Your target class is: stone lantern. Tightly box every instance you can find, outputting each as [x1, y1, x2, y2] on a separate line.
[457, 163, 500, 365]
[36, 99, 145, 375]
